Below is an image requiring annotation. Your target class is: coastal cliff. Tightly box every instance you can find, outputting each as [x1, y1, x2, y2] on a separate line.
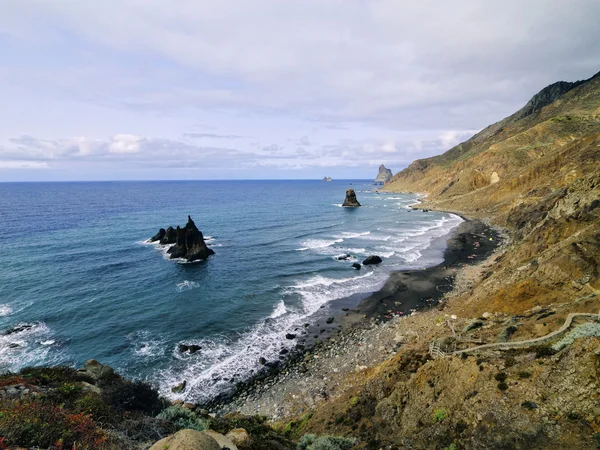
[232, 71, 600, 449]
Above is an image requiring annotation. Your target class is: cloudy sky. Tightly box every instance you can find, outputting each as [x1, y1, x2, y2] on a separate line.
[1, 1, 599, 181]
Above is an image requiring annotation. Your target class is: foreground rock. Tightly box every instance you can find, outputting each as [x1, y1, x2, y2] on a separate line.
[150, 216, 214, 262]
[149, 429, 221, 450]
[342, 188, 361, 207]
[375, 164, 393, 183]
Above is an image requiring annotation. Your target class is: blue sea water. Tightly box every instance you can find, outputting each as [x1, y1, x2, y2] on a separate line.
[0, 180, 462, 401]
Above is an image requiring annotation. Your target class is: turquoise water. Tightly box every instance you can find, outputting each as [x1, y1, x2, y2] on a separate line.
[0, 180, 462, 401]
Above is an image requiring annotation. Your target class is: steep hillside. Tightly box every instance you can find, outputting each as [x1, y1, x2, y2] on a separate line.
[385, 71, 600, 316]
[283, 71, 600, 449]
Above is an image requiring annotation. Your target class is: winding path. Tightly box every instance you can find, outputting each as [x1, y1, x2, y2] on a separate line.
[429, 312, 600, 358]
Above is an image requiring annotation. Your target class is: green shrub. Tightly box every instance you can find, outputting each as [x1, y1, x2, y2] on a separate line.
[518, 371, 532, 379]
[534, 346, 556, 358]
[75, 393, 117, 425]
[0, 399, 105, 449]
[494, 372, 507, 382]
[497, 382, 509, 391]
[19, 366, 94, 385]
[157, 406, 208, 432]
[433, 409, 448, 423]
[297, 434, 357, 450]
[100, 377, 162, 414]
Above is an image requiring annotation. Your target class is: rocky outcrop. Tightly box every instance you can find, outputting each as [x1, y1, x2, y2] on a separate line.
[375, 164, 393, 183]
[342, 188, 361, 207]
[150, 216, 214, 262]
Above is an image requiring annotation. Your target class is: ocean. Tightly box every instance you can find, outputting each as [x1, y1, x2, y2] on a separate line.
[0, 180, 462, 402]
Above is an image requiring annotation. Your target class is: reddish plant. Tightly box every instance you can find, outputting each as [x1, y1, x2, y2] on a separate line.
[0, 399, 105, 449]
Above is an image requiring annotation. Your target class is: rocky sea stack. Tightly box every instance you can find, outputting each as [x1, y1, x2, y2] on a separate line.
[342, 188, 361, 207]
[149, 216, 215, 262]
[375, 164, 393, 183]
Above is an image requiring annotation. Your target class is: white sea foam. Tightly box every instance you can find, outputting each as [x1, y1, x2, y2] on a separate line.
[156, 268, 385, 403]
[297, 238, 343, 252]
[0, 322, 66, 372]
[0, 304, 13, 317]
[338, 231, 371, 239]
[269, 300, 287, 318]
[176, 280, 200, 292]
[129, 331, 167, 358]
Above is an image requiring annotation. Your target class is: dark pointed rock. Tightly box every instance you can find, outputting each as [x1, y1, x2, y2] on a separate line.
[342, 188, 361, 207]
[152, 216, 214, 261]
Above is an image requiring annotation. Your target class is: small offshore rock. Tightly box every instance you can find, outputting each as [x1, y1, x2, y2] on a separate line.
[352, 263, 361, 270]
[258, 357, 267, 365]
[342, 188, 361, 207]
[363, 255, 383, 265]
[285, 333, 296, 340]
[326, 317, 334, 324]
[179, 344, 202, 353]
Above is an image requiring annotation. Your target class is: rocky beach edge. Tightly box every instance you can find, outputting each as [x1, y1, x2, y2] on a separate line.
[201, 216, 503, 415]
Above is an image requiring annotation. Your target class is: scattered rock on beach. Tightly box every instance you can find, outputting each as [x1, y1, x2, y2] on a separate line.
[342, 188, 361, 207]
[363, 255, 383, 265]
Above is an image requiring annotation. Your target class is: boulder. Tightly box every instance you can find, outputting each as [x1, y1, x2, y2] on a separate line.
[342, 188, 361, 207]
[171, 380, 187, 393]
[153, 216, 214, 262]
[352, 263, 361, 270]
[336, 253, 352, 261]
[226, 428, 251, 448]
[202, 430, 239, 450]
[285, 333, 296, 340]
[149, 429, 221, 450]
[79, 359, 114, 381]
[363, 255, 382, 265]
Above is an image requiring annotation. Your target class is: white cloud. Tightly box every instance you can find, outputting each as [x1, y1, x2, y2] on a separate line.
[0, 1, 599, 179]
[0, 160, 48, 169]
[108, 134, 143, 154]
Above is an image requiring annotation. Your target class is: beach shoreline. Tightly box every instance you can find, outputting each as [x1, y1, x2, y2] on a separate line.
[200, 216, 502, 413]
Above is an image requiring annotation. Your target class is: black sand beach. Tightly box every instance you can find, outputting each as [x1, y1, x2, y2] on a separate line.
[201, 218, 502, 411]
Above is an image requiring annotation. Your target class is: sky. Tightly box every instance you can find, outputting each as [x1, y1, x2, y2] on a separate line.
[1, 1, 600, 181]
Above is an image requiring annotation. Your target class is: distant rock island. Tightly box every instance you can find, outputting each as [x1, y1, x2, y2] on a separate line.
[322, 176, 332, 182]
[375, 164, 393, 183]
[149, 215, 214, 262]
[342, 188, 361, 207]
